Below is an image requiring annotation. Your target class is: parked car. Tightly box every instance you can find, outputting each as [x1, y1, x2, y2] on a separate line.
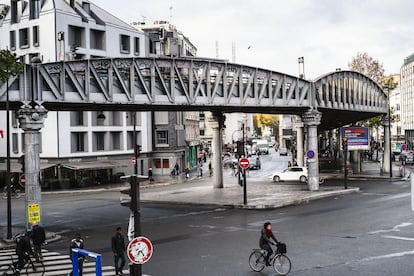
[279, 147, 288, 156]
[270, 167, 308, 183]
[248, 156, 261, 170]
[402, 152, 414, 165]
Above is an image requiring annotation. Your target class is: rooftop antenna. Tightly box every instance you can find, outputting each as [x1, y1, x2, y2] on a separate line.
[141, 15, 146, 23]
[216, 41, 219, 59]
[169, 6, 173, 22]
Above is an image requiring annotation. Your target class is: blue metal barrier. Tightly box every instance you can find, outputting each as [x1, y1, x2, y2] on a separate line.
[71, 248, 102, 276]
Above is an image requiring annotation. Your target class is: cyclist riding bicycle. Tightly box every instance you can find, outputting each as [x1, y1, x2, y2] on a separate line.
[259, 222, 279, 266]
[14, 232, 34, 275]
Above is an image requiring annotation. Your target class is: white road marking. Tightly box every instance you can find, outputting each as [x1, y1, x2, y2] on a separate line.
[368, 222, 413, 234]
[381, 235, 414, 241]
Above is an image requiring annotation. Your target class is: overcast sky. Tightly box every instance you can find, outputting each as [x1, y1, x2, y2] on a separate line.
[96, 0, 414, 79]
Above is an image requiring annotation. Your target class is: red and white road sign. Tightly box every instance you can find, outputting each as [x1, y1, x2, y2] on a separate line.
[131, 157, 136, 165]
[0, 130, 4, 139]
[19, 174, 26, 188]
[239, 157, 250, 169]
[127, 236, 153, 264]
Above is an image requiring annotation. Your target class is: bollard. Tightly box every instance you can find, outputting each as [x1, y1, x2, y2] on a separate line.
[71, 248, 102, 276]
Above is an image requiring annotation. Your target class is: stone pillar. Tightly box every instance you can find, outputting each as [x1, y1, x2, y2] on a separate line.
[210, 112, 225, 188]
[295, 116, 304, 166]
[383, 115, 391, 174]
[18, 104, 48, 230]
[302, 109, 322, 191]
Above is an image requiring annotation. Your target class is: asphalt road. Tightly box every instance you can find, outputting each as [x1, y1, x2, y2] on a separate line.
[2, 150, 414, 275]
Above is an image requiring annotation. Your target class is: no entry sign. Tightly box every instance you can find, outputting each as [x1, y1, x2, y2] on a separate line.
[239, 157, 250, 169]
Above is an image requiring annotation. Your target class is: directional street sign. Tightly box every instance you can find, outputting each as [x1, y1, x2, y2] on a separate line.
[239, 157, 250, 169]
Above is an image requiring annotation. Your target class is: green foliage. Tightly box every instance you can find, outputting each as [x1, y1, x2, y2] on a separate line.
[0, 49, 24, 82]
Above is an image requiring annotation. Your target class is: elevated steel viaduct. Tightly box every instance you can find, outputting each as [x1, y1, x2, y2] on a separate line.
[0, 57, 388, 204]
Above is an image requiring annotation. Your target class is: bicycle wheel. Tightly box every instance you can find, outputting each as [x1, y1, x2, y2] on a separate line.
[273, 254, 291, 275]
[14, 190, 21, 199]
[25, 260, 45, 276]
[1, 191, 7, 199]
[249, 251, 266, 272]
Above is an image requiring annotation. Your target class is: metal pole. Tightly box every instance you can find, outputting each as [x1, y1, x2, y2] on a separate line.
[243, 168, 247, 205]
[344, 144, 348, 189]
[133, 112, 138, 175]
[129, 175, 142, 276]
[6, 76, 12, 239]
[388, 93, 393, 178]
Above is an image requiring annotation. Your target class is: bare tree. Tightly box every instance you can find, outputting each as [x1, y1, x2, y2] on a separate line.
[348, 52, 385, 84]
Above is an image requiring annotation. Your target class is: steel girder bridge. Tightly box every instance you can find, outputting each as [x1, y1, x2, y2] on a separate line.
[0, 57, 388, 194]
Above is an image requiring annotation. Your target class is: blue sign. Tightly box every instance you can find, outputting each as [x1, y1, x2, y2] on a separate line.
[306, 150, 315, 159]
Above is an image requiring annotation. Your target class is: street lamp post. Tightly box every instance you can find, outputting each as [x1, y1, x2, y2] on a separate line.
[385, 85, 392, 178]
[6, 70, 12, 239]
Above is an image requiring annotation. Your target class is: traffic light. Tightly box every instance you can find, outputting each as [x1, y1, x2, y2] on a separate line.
[119, 175, 149, 209]
[136, 145, 142, 156]
[236, 141, 245, 157]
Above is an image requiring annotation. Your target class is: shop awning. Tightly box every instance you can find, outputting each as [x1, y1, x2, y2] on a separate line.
[62, 161, 127, 171]
[0, 163, 56, 172]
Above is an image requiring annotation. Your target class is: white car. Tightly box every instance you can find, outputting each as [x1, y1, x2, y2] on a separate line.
[271, 167, 308, 183]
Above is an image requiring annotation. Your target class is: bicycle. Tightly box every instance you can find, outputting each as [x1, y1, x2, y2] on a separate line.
[249, 242, 291, 275]
[1, 253, 45, 276]
[2, 185, 21, 199]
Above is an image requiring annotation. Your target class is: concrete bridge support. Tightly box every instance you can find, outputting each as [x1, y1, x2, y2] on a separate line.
[211, 112, 225, 188]
[17, 104, 48, 229]
[295, 116, 304, 166]
[302, 109, 322, 191]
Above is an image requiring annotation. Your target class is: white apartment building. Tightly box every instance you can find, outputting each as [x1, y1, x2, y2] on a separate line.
[0, 0, 150, 188]
[401, 53, 414, 149]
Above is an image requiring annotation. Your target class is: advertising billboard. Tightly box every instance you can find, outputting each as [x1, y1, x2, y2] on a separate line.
[341, 127, 370, 151]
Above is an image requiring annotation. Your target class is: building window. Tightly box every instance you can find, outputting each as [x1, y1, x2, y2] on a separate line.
[200, 129, 205, 136]
[154, 158, 170, 169]
[94, 132, 105, 151]
[11, 0, 22, 24]
[90, 29, 105, 50]
[120, 34, 130, 53]
[19, 28, 29, 49]
[154, 111, 168, 124]
[33, 26, 39, 46]
[29, 0, 40, 19]
[70, 111, 85, 126]
[68, 25, 85, 48]
[10, 31, 16, 50]
[111, 132, 121, 150]
[156, 130, 168, 145]
[134, 37, 140, 55]
[71, 132, 86, 152]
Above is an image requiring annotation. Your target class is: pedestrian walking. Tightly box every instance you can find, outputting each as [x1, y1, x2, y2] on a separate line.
[31, 222, 46, 262]
[69, 233, 84, 276]
[208, 161, 213, 177]
[185, 167, 190, 180]
[148, 167, 154, 182]
[174, 163, 180, 176]
[111, 227, 126, 275]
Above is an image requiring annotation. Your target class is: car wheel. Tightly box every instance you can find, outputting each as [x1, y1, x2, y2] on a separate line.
[273, 176, 280, 182]
[300, 175, 307, 183]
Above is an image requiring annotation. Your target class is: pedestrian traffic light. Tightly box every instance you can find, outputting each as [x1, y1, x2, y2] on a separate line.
[136, 144, 142, 156]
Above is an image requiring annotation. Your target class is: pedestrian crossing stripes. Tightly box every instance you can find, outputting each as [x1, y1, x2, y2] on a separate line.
[0, 248, 129, 276]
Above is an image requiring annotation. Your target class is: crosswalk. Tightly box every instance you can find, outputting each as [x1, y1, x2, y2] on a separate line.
[0, 248, 128, 276]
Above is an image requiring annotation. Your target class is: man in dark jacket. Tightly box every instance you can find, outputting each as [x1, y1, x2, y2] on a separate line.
[111, 227, 126, 275]
[259, 222, 278, 266]
[14, 232, 33, 275]
[31, 222, 46, 262]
